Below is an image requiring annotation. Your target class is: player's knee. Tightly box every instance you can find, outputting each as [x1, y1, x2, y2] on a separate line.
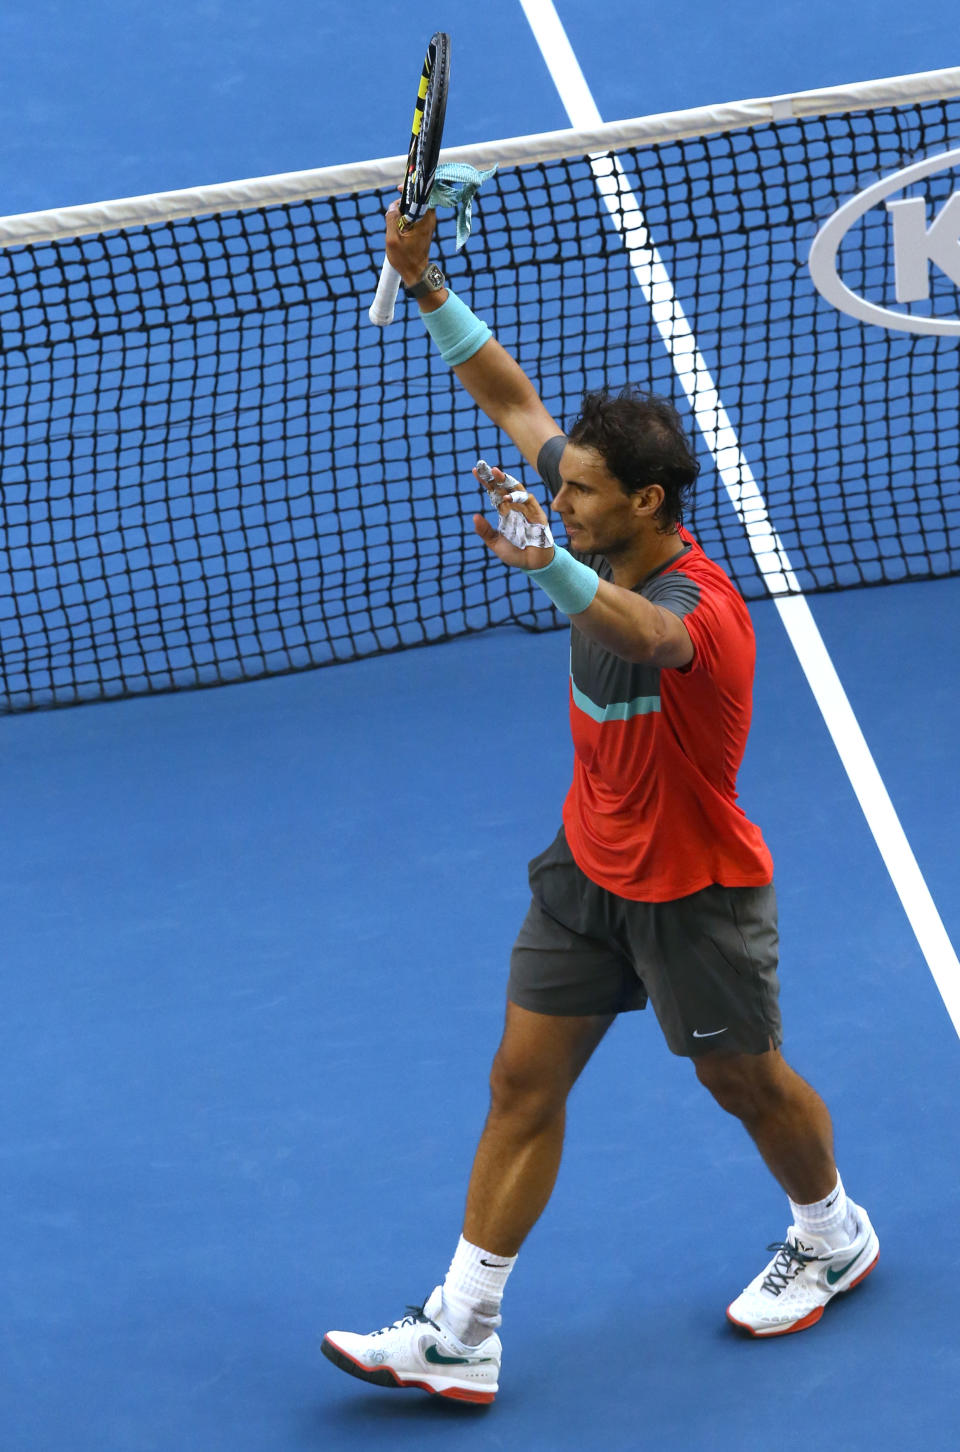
[488, 1047, 566, 1126]
[694, 1054, 772, 1122]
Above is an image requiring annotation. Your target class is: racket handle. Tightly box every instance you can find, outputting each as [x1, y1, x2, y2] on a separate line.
[369, 256, 403, 327]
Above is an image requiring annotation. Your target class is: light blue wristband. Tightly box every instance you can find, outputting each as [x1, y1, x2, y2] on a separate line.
[523, 546, 599, 616]
[421, 289, 492, 366]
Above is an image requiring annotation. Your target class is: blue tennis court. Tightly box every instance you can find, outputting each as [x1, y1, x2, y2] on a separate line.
[1, 4, 959, 1450]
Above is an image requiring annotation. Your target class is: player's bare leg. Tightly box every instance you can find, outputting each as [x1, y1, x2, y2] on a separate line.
[463, 1001, 615, 1255]
[694, 1045, 836, 1203]
[322, 1002, 614, 1400]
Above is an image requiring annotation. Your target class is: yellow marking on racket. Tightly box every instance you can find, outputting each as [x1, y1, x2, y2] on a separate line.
[412, 69, 429, 134]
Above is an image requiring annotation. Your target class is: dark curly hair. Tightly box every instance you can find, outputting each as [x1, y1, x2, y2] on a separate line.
[567, 386, 700, 530]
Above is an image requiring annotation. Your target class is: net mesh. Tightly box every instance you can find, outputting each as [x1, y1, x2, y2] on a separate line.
[2, 92, 960, 711]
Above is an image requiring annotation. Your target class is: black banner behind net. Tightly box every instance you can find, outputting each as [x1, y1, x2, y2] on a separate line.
[1, 98, 959, 711]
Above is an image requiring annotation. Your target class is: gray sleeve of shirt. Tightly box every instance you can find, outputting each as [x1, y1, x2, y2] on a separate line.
[644, 570, 702, 619]
[536, 434, 567, 492]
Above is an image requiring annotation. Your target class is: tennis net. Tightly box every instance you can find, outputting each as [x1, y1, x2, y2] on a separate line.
[2, 66, 960, 712]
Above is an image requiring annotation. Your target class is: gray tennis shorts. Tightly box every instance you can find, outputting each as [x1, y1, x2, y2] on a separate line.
[508, 828, 782, 1058]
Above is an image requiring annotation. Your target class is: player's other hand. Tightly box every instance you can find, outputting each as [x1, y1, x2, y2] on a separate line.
[385, 198, 437, 287]
[472, 465, 555, 572]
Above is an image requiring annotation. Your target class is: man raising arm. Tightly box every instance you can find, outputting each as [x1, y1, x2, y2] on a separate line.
[321, 205, 879, 1406]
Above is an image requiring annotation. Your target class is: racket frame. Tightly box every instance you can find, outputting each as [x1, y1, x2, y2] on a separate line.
[369, 31, 450, 327]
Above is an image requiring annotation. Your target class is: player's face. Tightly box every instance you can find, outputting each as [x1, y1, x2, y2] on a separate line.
[551, 444, 663, 555]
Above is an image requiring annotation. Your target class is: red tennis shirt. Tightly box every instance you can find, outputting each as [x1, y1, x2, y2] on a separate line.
[539, 437, 773, 902]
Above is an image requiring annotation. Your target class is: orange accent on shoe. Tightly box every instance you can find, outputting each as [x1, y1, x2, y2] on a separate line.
[388, 1371, 496, 1404]
[436, 1385, 497, 1404]
[726, 1304, 824, 1337]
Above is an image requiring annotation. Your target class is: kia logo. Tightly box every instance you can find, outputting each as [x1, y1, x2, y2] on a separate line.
[809, 147, 960, 336]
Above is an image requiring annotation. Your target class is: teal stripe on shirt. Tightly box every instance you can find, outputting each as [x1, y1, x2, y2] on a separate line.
[570, 673, 660, 723]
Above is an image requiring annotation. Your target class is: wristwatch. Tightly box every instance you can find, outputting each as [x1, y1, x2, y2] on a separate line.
[404, 262, 446, 299]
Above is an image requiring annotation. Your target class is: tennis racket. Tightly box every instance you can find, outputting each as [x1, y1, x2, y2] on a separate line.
[369, 31, 450, 327]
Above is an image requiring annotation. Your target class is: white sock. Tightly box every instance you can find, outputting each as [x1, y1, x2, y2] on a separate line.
[437, 1235, 517, 1347]
[789, 1172, 858, 1250]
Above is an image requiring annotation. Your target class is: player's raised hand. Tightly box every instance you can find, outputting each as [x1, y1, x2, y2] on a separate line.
[385, 198, 438, 286]
[472, 463, 556, 572]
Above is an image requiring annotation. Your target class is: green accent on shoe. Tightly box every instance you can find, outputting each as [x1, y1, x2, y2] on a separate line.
[825, 1243, 869, 1285]
[424, 1343, 493, 1366]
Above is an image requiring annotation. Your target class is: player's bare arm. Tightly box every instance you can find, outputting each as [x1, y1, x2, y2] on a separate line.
[384, 202, 560, 469]
[565, 582, 693, 668]
[478, 525, 694, 669]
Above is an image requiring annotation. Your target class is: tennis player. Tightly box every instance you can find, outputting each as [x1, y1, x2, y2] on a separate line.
[322, 203, 879, 1405]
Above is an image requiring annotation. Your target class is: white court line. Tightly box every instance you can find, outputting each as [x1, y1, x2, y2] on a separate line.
[520, 0, 960, 1037]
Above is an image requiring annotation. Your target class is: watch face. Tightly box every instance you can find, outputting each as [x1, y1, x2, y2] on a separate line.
[405, 264, 445, 299]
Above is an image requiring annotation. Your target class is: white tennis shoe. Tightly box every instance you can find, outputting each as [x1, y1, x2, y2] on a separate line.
[726, 1201, 879, 1336]
[322, 1286, 501, 1404]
